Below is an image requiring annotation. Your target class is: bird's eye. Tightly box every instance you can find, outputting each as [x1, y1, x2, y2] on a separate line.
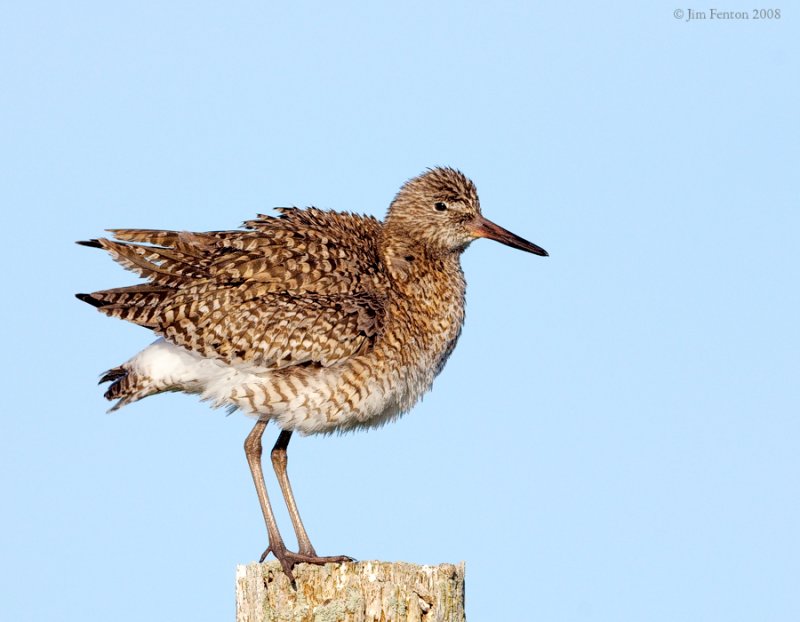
[434, 202, 448, 212]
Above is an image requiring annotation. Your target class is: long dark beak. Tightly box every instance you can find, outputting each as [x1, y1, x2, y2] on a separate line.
[472, 215, 549, 256]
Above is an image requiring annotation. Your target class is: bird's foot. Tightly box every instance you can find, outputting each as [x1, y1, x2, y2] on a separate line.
[259, 543, 355, 584]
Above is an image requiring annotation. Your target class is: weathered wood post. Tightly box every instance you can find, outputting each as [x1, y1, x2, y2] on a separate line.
[236, 561, 466, 622]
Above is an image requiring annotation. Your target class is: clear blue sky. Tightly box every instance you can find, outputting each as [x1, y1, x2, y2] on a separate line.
[2, 2, 798, 620]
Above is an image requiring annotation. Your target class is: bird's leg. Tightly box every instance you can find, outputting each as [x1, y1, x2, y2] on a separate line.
[271, 430, 354, 565]
[244, 419, 296, 581]
[245, 421, 352, 584]
[271, 430, 317, 556]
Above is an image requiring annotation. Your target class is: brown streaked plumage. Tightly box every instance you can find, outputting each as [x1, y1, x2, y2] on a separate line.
[77, 167, 548, 582]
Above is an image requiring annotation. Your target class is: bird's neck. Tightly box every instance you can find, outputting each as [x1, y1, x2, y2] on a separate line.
[381, 237, 454, 281]
[379, 232, 467, 383]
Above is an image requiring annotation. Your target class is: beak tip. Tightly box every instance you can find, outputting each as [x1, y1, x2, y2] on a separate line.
[473, 215, 548, 257]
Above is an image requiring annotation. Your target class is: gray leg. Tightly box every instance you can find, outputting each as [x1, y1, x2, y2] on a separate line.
[270, 430, 354, 566]
[271, 430, 317, 557]
[245, 422, 353, 584]
[244, 420, 294, 580]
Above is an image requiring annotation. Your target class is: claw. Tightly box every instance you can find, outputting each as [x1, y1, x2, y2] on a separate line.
[277, 557, 296, 586]
[258, 543, 353, 584]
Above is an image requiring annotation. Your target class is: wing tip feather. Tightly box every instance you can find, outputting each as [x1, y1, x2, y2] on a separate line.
[76, 239, 103, 248]
[75, 292, 107, 308]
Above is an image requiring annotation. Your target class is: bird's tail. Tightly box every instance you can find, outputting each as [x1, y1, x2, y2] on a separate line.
[99, 364, 157, 412]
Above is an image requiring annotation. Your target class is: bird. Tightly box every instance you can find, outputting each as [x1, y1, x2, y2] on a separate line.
[76, 167, 548, 582]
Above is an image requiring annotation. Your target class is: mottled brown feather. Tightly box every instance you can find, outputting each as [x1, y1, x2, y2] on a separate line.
[81, 209, 389, 370]
[76, 168, 543, 427]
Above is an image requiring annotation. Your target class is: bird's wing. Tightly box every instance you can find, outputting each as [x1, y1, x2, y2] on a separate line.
[77, 208, 387, 369]
[90, 207, 385, 293]
[155, 286, 384, 369]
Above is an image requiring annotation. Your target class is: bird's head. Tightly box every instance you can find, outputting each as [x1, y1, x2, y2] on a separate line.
[385, 167, 548, 257]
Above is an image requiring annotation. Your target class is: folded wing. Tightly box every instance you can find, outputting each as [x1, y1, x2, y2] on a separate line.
[77, 209, 387, 370]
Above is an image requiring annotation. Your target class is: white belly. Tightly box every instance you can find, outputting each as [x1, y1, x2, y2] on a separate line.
[123, 339, 412, 435]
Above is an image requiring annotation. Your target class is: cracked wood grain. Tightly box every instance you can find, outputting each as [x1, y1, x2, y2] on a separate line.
[236, 561, 466, 622]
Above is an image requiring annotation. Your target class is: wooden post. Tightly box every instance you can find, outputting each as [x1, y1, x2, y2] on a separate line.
[236, 561, 466, 622]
